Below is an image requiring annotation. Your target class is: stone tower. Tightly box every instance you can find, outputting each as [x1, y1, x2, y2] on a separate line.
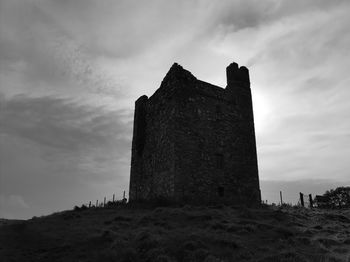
[129, 62, 261, 205]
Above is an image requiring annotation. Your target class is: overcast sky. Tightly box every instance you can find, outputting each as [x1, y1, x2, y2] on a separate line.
[1, 0, 350, 219]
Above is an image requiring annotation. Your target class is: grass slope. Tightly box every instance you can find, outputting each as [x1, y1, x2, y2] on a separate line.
[0, 205, 350, 262]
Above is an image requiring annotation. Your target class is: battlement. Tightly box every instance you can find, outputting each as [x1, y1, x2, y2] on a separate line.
[226, 62, 250, 88]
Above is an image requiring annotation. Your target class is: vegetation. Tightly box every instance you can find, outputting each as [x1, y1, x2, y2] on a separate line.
[1, 204, 350, 261]
[316, 187, 350, 209]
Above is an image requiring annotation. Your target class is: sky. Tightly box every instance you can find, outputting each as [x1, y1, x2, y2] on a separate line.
[1, 0, 350, 219]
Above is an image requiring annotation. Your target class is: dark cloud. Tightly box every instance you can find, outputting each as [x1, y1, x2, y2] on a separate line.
[0, 94, 133, 188]
[0, 94, 133, 219]
[215, 0, 349, 32]
[0, 93, 135, 187]
[0, 94, 132, 152]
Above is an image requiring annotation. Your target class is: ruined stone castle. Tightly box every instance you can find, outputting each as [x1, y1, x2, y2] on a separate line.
[129, 62, 261, 205]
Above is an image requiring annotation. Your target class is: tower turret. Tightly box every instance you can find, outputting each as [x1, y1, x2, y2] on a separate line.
[226, 62, 250, 89]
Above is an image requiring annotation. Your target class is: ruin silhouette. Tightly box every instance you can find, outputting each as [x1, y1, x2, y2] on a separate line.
[129, 62, 261, 205]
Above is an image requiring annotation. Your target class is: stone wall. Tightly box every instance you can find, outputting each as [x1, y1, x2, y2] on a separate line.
[129, 62, 261, 205]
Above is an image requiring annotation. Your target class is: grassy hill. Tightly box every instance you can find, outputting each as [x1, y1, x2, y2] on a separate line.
[0, 204, 349, 262]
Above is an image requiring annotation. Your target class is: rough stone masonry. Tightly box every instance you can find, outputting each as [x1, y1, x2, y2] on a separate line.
[129, 62, 261, 205]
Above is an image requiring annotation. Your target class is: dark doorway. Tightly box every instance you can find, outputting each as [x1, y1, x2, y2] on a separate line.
[218, 186, 224, 197]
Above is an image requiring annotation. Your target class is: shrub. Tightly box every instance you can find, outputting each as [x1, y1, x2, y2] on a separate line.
[316, 187, 350, 208]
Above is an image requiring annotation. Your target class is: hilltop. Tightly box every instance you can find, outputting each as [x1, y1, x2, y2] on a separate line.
[0, 205, 349, 261]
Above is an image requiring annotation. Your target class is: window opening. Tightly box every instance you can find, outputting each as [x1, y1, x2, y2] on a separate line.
[218, 186, 224, 197]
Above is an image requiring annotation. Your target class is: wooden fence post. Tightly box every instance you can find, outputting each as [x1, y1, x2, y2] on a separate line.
[123, 190, 126, 200]
[104, 197, 106, 207]
[300, 192, 304, 207]
[309, 194, 313, 208]
[96, 200, 98, 207]
[113, 194, 115, 202]
[280, 191, 283, 205]
[89, 201, 91, 208]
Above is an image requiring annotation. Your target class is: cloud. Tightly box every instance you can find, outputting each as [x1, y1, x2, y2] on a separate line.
[0, 94, 132, 153]
[0, 94, 133, 219]
[219, 1, 350, 184]
[257, 98, 350, 182]
[0, 0, 126, 99]
[0, 94, 133, 187]
[0, 94, 134, 174]
[0, 194, 29, 209]
[213, 0, 349, 33]
[0, 194, 29, 219]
